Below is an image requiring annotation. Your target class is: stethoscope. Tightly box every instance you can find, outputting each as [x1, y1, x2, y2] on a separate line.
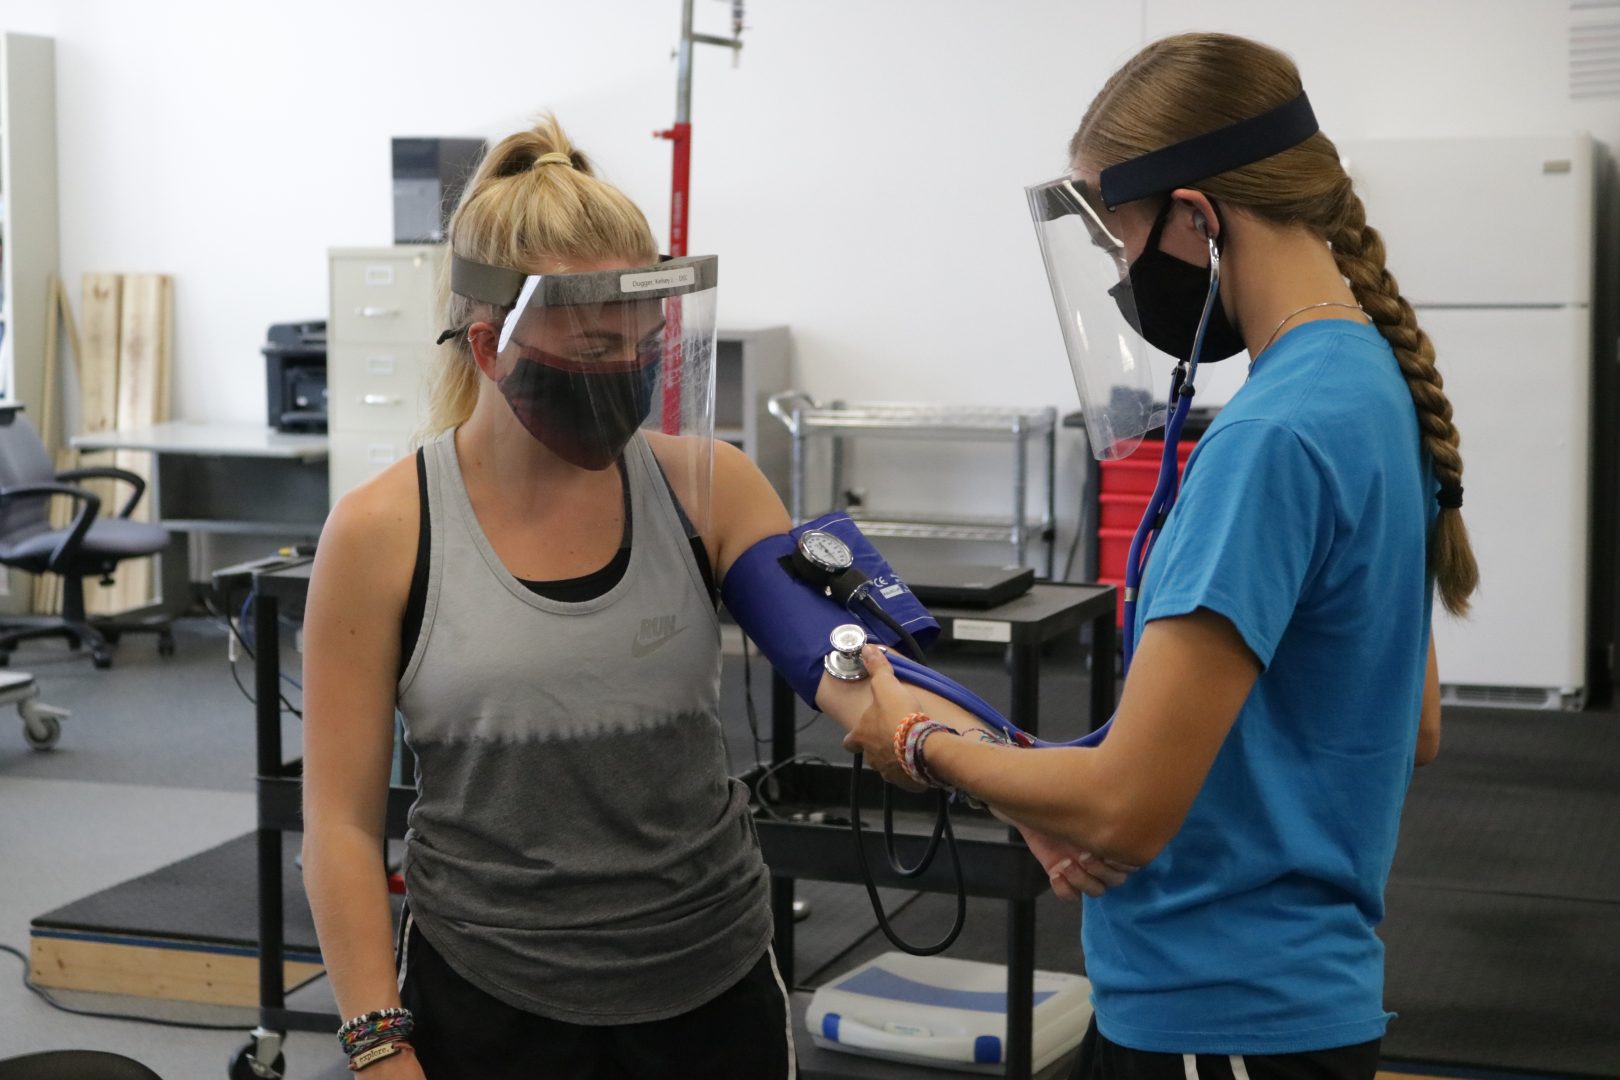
[797, 232, 1224, 955]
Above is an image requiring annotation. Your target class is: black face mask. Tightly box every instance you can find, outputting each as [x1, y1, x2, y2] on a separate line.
[1107, 200, 1246, 364]
[497, 346, 661, 471]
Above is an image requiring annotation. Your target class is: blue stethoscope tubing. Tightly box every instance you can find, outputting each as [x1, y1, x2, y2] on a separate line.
[879, 240, 1224, 750]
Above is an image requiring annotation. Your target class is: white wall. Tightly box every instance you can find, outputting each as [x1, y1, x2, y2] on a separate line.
[0, 0, 1612, 568]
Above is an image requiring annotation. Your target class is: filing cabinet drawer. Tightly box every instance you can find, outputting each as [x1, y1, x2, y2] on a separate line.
[330, 251, 439, 344]
[328, 431, 416, 507]
[329, 344, 428, 433]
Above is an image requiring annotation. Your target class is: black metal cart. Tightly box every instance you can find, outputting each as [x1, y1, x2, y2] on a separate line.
[228, 559, 412, 1079]
[761, 583, 1117, 1079]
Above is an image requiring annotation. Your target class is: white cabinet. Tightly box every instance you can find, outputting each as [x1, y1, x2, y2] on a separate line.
[1340, 134, 1600, 707]
[327, 246, 444, 505]
[1423, 307, 1590, 700]
[1342, 135, 1594, 307]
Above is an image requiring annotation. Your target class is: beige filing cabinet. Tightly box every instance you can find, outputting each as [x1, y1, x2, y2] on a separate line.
[327, 245, 446, 506]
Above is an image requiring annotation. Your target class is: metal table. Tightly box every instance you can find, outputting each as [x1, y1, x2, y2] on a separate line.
[74, 422, 329, 616]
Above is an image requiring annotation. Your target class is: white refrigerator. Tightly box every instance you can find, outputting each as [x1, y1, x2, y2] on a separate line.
[1341, 134, 1599, 709]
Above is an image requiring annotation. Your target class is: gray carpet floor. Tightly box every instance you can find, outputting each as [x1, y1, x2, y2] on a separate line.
[0, 617, 1616, 1078]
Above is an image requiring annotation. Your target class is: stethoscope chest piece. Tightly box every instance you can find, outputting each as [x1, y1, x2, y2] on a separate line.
[824, 624, 871, 682]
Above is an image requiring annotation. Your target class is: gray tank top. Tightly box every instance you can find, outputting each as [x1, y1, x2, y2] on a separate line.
[397, 429, 772, 1024]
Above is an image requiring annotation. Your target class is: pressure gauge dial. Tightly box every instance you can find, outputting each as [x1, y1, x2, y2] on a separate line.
[795, 530, 854, 577]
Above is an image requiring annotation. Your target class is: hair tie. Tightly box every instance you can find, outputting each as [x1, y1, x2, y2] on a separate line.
[1436, 483, 1464, 510]
[532, 151, 573, 169]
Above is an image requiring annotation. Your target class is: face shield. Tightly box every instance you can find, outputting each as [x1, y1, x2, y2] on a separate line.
[451, 253, 719, 536]
[1026, 175, 1166, 460]
[1027, 93, 1322, 461]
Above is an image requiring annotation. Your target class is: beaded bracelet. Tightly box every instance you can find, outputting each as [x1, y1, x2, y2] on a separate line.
[338, 1006, 411, 1038]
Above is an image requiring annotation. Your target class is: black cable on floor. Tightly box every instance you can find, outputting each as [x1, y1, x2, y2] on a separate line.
[0, 941, 247, 1032]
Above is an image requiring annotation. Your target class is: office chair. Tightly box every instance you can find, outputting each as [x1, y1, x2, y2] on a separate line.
[0, 407, 174, 669]
[0, 1051, 164, 1080]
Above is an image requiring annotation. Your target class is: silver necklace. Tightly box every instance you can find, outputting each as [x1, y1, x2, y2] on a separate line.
[1254, 301, 1368, 364]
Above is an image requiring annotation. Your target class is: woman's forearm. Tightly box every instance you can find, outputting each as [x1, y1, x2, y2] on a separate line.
[303, 824, 404, 1020]
[923, 736, 1135, 861]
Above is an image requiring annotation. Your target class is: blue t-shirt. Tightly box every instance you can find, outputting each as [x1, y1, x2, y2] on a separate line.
[1083, 319, 1435, 1055]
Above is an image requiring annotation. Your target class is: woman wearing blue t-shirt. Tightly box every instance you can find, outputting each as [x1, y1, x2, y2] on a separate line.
[831, 32, 1470, 1080]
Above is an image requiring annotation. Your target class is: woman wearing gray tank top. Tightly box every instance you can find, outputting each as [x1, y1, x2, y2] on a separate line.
[299, 117, 811, 1079]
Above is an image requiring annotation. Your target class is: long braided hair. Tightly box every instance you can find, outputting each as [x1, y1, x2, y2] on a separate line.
[1071, 32, 1478, 616]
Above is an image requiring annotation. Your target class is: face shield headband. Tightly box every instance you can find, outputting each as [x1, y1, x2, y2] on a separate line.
[437, 253, 720, 343]
[1096, 91, 1318, 209]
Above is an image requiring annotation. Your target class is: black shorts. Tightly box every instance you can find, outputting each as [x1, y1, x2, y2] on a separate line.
[1071, 1017, 1381, 1080]
[395, 913, 794, 1080]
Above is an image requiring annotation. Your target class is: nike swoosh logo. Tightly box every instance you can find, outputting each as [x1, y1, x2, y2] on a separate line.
[631, 625, 689, 658]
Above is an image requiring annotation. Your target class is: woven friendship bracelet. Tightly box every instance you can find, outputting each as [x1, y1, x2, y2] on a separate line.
[338, 1009, 415, 1058]
[340, 1018, 414, 1058]
[891, 712, 932, 777]
[902, 719, 958, 787]
[910, 720, 961, 787]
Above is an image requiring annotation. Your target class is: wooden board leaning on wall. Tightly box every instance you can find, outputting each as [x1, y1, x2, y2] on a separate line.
[31, 273, 172, 618]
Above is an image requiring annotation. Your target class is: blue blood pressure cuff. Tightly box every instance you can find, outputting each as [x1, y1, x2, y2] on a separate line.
[721, 513, 939, 707]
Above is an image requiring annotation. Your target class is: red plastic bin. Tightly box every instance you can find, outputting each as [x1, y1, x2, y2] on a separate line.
[1096, 438, 1199, 629]
[1098, 439, 1194, 496]
[1097, 527, 1138, 581]
[1099, 493, 1152, 530]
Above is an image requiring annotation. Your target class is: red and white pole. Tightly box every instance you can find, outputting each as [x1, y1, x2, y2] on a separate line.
[654, 0, 742, 433]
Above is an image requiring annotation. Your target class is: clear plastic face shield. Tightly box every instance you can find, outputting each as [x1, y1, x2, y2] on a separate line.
[450, 254, 719, 535]
[1027, 94, 1321, 462]
[1025, 176, 1167, 460]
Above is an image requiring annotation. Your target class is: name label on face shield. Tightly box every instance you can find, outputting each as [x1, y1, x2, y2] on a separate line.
[621, 267, 697, 294]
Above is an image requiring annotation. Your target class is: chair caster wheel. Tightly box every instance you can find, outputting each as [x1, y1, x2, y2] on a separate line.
[228, 1027, 285, 1079]
[23, 714, 60, 751]
[158, 630, 176, 657]
[92, 652, 113, 670]
[227, 1048, 285, 1080]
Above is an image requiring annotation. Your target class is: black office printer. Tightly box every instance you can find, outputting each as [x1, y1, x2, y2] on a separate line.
[263, 321, 327, 433]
